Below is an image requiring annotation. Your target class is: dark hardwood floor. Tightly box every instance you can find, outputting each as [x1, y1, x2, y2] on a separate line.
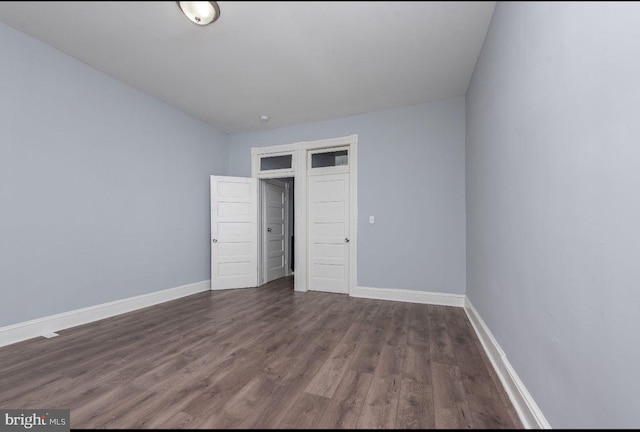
[0, 277, 522, 429]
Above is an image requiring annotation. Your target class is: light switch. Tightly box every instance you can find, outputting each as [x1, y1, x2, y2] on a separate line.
[369, 216, 375, 224]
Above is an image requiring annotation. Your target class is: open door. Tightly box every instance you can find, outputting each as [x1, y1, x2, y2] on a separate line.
[262, 179, 288, 284]
[210, 176, 258, 290]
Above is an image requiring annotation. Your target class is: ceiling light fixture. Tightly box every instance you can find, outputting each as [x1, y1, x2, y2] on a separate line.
[259, 115, 270, 122]
[177, 1, 220, 26]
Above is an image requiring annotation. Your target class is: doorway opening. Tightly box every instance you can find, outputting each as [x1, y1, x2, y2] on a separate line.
[259, 177, 294, 288]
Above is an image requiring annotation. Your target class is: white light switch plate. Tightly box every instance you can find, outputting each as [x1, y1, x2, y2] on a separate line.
[369, 216, 375, 224]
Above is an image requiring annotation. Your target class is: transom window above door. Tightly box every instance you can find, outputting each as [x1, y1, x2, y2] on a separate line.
[308, 147, 349, 174]
[258, 153, 294, 176]
[311, 150, 348, 168]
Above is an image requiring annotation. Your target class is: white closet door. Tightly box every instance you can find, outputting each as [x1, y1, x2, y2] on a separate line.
[210, 176, 257, 290]
[308, 173, 350, 294]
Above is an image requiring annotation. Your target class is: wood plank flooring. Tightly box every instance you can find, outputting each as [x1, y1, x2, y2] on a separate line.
[0, 277, 522, 429]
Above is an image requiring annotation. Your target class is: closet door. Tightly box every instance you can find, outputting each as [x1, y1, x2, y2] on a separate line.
[308, 172, 350, 294]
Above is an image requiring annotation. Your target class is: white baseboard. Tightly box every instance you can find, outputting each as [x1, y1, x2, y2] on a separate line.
[0, 280, 211, 348]
[464, 298, 551, 429]
[351, 286, 465, 307]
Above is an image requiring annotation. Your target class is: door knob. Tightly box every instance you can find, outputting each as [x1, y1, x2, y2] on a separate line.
[212, 238, 218, 243]
[345, 237, 350, 243]
[267, 228, 272, 232]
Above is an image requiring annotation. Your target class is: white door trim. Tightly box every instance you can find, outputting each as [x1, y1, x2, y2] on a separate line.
[252, 134, 358, 293]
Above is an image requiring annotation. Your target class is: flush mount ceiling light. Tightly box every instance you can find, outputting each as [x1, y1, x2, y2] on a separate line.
[259, 115, 270, 123]
[177, 1, 220, 26]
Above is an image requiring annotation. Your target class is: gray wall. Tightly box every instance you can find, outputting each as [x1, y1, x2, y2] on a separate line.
[0, 22, 228, 327]
[466, 2, 640, 428]
[229, 98, 466, 294]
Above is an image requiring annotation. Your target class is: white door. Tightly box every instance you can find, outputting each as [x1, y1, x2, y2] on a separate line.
[308, 173, 350, 293]
[263, 180, 287, 283]
[210, 176, 258, 290]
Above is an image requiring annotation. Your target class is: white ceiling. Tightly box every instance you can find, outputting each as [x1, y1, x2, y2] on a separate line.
[0, 1, 495, 134]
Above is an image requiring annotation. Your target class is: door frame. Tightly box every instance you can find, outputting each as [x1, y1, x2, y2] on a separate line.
[252, 134, 358, 293]
[259, 178, 290, 285]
